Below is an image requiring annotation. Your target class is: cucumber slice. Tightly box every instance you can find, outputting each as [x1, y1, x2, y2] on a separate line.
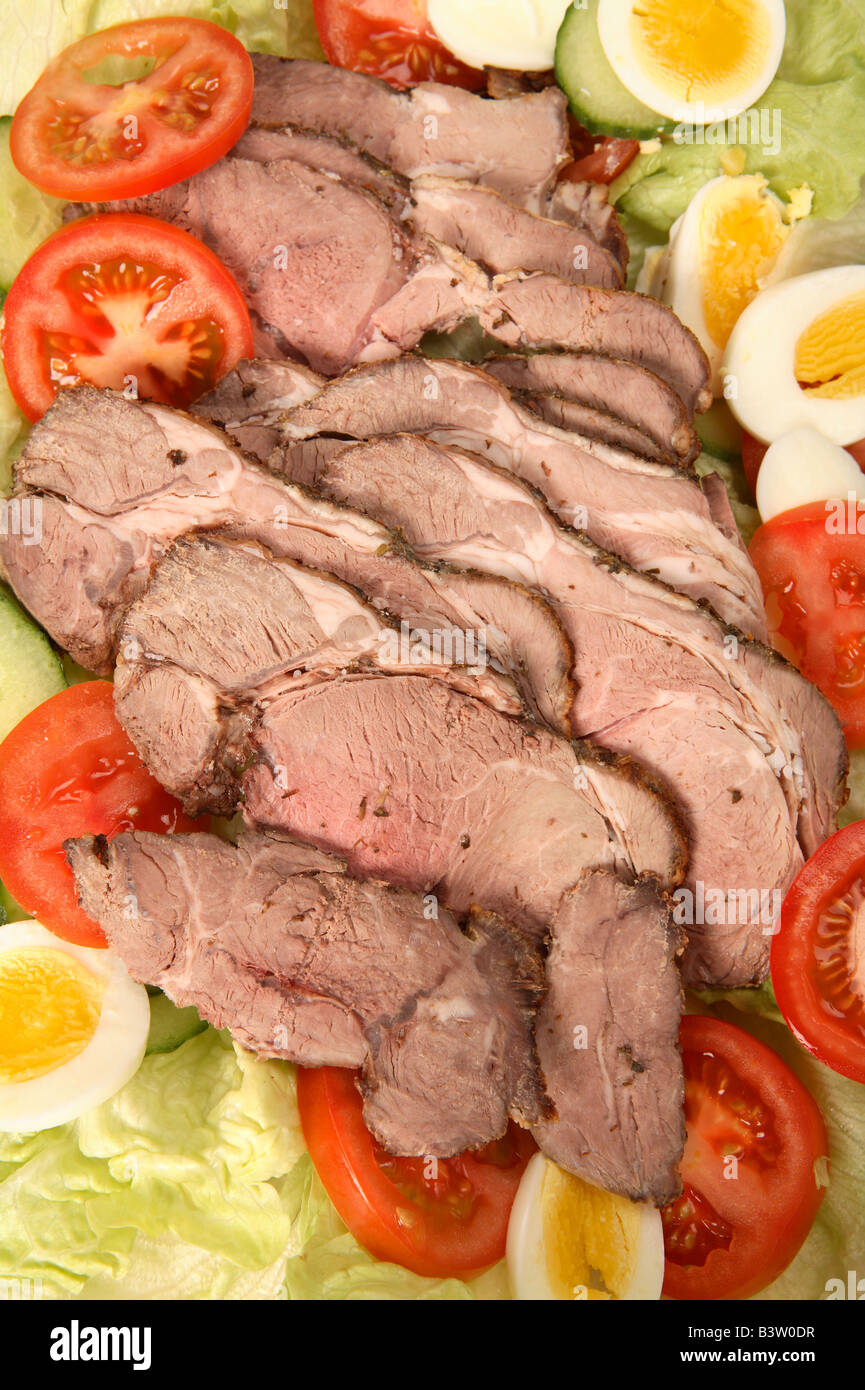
[696, 399, 743, 464]
[0, 590, 66, 745]
[145, 991, 209, 1056]
[554, 1, 672, 139]
[0, 117, 64, 294]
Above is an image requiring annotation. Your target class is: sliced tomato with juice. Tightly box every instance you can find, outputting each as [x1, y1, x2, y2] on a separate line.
[297, 1064, 536, 1277]
[0, 682, 206, 948]
[1, 212, 253, 422]
[749, 502, 865, 746]
[560, 138, 640, 185]
[772, 821, 865, 1085]
[10, 18, 253, 202]
[313, 0, 484, 89]
[662, 1016, 827, 1301]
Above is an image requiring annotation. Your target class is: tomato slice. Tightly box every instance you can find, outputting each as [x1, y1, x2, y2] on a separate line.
[772, 821, 865, 1085]
[10, 19, 253, 202]
[662, 1016, 827, 1301]
[560, 138, 640, 186]
[749, 502, 865, 747]
[0, 682, 206, 947]
[313, 0, 484, 90]
[1, 212, 253, 422]
[297, 1065, 536, 1277]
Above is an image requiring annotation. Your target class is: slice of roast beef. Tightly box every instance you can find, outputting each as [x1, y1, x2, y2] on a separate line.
[0, 387, 573, 732]
[545, 180, 630, 276]
[81, 158, 488, 375]
[533, 871, 685, 1204]
[67, 829, 545, 1154]
[410, 177, 623, 289]
[240, 671, 688, 941]
[113, 534, 522, 814]
[519, 392, 674, 464]
[301, 433, 847, 986]
[248, 55, 571, 212]
[273, 358, 768, 635]
[232, 122, 412, 213]
[190, 357, 324, 458]
[485, 273, 713, 415]
[485, 353, 700, 463]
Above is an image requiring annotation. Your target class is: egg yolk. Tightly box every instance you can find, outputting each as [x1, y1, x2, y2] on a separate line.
[631, 0, 772, 104]
[698, 178, 789, 351]
[542, 1162, 642, 1300]
[795, 293, 865, 400]
[0, 948, 104, 1083]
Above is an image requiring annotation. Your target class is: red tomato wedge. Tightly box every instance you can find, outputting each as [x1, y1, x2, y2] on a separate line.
[313, 0, 484, 89]
[662, 1016, 827, 1301]
[772, 821, 865, 1085]
[560, 138, 640, 186]
[0, 682, 205, 947]
[1, 212, 253, 422]
[749, 502, 865, 747]
[10, 19, 253, 202]
[297, 1065, 536, 1277]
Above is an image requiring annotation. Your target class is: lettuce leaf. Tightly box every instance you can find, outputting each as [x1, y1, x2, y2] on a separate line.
[610, 0, 865, 250]
[0, 0, 323, 116]
[0, 1029, 503, 1301]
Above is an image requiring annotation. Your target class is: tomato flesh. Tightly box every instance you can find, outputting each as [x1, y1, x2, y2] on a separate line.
[0, 682, 206, 947]
[10, 19, 253, 201]
[560, 137, 640, 186]
[772, 821, 865, 1085]
[1, 213, 253, 421]
[749, 502, 865, 746]
[662, 1016, 827, 1301]
[313, 0, 484, 89]
[297, 1065, 536, 1277]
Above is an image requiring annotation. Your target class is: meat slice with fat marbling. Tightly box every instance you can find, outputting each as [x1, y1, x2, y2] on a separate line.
[67, 829, 545, 1155]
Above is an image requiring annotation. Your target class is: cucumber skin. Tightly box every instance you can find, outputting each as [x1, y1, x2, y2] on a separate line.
[0, 590, 66, 745]
[696, 400, 744, 464]
[555, 2, 673, 140]
[146, 991, 209, 1055]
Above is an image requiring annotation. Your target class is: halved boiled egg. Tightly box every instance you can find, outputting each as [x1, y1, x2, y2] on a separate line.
[598, 0, 786, 125]
[756, 428, 865, 522]
[506, 1151, 665, 1300]
[0, 920, 149, 1131]
[724, 266, 865, 445]
[658, 175, 793, 396]
[427, 0, 572, 72]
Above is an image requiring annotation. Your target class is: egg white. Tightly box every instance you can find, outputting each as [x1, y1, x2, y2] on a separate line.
[724, 266, 865, 445]
[506, 1151, 665, 1300]
[427, 0, 572, 73]
[756, 428, 865, 522]
[0, 920, 150, 1132]
[597, 0, 786, 125]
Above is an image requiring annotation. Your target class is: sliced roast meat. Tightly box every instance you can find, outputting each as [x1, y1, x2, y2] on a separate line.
[248, 55, 571, 212]
[114, 534, 522, 814]
[485, 353, 700, 463]
[545, 180, 630, 276]
[190, 357, 323, 458]
[1, 387, 573, 732]
[303, 433, 847, 986]
[87, 157, 489, 375]
[273, 358, 768, 635]
[410, 177, 623, 289]
[533, 871, 685, 1204]
[484, 273, 713, 415]
[232, 122, 411, 213]
[241, 672, 688, 942]
[67, 829, 545, 1155]
[520, 392, 674, 464]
